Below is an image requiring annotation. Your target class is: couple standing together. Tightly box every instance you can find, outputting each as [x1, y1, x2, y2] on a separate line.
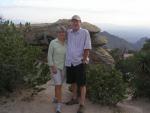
[48, 15, 92, 113]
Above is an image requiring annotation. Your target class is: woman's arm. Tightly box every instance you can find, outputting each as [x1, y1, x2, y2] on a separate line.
[48, 41, 57, 74]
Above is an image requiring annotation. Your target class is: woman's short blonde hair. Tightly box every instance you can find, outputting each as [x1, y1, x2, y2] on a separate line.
[57, 26, 66, 33]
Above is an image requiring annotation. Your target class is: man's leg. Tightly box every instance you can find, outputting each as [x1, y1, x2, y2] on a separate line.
[77, 64, 86, 113]
[66, 83, 79, 105]
[72, 83, 77, 100]
[77, 85, 86, 113]
[66, 66, 78, 105]
[79, 85, 86, 106]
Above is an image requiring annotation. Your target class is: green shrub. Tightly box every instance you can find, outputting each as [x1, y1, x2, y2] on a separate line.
[86, 64, 126, 105]
[0, 19, 50, 93]
[132, 39, 150, 98]
[0, 64, 22, 92]
[24, 63, 51, 86]
[132, 51, 150, 98]
[114, 39, 150, 98]
[116, 57, 136, 83]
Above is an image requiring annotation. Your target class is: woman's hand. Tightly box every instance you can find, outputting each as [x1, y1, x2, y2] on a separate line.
[50, 65, 57, 74]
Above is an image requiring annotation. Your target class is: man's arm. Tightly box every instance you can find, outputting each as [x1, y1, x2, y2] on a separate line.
[82, 49, 90, 64]
[82, 30, 92, 64]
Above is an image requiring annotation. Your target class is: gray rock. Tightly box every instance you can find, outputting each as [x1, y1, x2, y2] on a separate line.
[24, 19, 114, 66]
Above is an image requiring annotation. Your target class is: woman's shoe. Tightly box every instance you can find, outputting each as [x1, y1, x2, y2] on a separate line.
[56, 103, 62, 113]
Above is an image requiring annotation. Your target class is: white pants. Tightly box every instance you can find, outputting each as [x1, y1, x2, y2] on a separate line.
[51, 69, 65, 85]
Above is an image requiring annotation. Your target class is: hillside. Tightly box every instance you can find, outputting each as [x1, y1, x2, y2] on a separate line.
[134, 37, 149, 51]
[99, 31, 136, 50]
[98, 24, 150, 43]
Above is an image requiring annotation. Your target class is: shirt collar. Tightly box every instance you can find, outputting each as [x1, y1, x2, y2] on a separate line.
[71, 28, 81, 33]
[55, 38, 59, 42]
[56, 38, 66, 45]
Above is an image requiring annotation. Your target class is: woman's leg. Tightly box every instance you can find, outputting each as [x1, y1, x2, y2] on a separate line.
[55, 69, 63, 113]
[55, 85, 62, 103]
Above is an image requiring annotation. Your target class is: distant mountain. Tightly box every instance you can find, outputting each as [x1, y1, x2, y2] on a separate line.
[97, 24, 150, 43]
[99, 31, 136, 50]
[134, 37, 149, 50]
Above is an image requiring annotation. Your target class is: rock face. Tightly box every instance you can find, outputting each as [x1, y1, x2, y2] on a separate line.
[24, 19, 114, 66]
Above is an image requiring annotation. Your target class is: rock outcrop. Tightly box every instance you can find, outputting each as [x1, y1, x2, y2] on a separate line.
[23, 19, 115, 66]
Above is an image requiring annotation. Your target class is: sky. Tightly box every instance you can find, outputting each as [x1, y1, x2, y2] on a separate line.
[0, 0, 150, 27]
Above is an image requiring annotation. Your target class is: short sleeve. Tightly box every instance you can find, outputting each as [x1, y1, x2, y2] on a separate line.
[84, 30, 92, 49]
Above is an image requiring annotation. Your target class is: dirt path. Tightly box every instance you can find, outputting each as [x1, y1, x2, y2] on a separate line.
[0, 81, 150, 113]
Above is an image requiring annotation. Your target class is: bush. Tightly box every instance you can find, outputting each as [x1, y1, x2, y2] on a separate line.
[0, 64, 22, 92]
[24, 63, 50, 86]
[86, 64, 126, 105]
[132, 39, 150, 98]
[115, 39, 150, 98]
[132, 51, 150, 98]
[0, 19, 50, 94]
[116, 57, 136, 83]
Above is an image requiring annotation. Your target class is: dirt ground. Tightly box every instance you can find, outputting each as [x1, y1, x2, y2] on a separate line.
[0, 81, 150, 113]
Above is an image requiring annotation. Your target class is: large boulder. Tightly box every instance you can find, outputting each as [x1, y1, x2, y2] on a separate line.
[90, 47, 115, 66]
[23, 19, 114, 66]
[47, 19, 100, 38]
[92, 35, 108, 47]
[81, 22, 100, 33]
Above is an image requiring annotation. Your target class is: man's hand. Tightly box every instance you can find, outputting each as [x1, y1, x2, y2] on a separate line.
[50, 65, 57, 74]
[82, 57, 89, 64]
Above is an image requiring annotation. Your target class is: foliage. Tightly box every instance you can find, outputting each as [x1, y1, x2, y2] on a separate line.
[24, 63, 51, 86]
[114, 39, 150, 98]
[86, 64, 127, 105]
[109, 48, 122, 64]
[0, 64, 21, 92]
[116, 57, 136, 83]
[141, 39, 150, 52]
[24, 22, 32, 32]
[132, 51, 150, 98]
[0, 19, 50, 94]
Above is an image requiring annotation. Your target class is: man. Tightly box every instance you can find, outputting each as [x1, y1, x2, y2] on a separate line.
[65, 15, 92, 113]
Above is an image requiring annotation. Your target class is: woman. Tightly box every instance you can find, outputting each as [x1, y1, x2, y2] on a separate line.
[48, 26, 66, 113]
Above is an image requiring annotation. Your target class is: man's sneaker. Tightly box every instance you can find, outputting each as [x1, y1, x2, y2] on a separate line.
[65, 98, 79, 105]
[77, 105, 85, 113]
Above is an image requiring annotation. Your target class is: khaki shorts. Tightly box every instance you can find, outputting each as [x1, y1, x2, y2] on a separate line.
[51, 68, 65, 85]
